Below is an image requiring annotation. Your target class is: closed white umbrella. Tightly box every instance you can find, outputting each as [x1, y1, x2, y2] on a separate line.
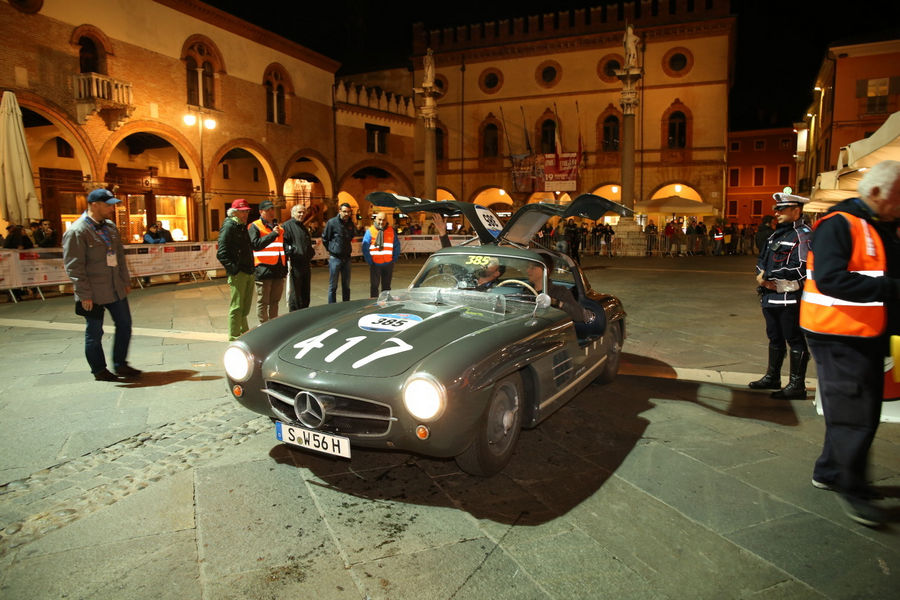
[0, 91, 39, 225]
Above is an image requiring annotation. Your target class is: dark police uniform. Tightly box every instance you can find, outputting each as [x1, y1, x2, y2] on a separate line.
[750, 193, 811, 398]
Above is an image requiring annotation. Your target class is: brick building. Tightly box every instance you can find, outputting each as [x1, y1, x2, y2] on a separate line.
[725, 128, 796, 226]
[407, 0, 735, 226]
[0, 0, 414, 241]
[796, 34, 900, 198]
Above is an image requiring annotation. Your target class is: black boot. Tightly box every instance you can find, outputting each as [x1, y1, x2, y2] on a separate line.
[771, 348, 809, 399]
[749, 345, 785, 390]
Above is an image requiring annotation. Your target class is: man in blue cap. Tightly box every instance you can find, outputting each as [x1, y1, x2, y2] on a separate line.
[62, 188, 142, 381]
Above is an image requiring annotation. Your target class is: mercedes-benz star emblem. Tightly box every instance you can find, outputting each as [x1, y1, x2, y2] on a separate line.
[294, 391, 327, 429]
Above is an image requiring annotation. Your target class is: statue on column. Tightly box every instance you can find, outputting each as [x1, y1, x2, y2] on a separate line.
[623, 25, 640, 69]
[423, 48, 435, 89]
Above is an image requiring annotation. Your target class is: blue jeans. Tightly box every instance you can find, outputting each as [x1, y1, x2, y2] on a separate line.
[84, 297, 132, 373]
[328, 256, 351, 303]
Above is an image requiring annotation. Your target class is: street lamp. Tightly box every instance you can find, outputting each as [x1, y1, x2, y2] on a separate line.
[183, 112, 216, 240]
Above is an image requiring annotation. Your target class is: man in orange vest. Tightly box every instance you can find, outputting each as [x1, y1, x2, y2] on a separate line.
[248, 199, 286, 323]
[800, 160, 900, 527]
[362, 211, 401, 298]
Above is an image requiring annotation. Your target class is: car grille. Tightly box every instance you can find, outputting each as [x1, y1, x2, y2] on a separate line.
[264, 380, 395, 437]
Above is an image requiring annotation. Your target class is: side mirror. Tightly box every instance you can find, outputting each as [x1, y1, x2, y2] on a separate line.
[535, 293, 551, 309]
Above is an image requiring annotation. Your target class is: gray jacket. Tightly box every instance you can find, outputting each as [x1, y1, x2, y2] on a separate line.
[62, 214, 131, 305]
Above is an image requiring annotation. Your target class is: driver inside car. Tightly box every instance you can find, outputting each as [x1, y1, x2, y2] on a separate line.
[527, 256, 596, 324]
[473, 258, 503, 291]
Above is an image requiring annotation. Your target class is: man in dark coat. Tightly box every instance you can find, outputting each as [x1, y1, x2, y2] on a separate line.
[321, 202, 356, 303]
[282, 204, 315, 310]
[217, 199, 254, 340]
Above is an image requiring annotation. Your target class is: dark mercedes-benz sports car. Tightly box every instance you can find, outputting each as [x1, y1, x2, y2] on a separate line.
[224, 193, 630, 475]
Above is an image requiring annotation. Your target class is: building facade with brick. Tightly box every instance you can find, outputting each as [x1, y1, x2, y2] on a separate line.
[796, 35, 900, 197]
[407, 0, 735, 226]
[0, 0, 415, 241]
[725, 128, 796, 226]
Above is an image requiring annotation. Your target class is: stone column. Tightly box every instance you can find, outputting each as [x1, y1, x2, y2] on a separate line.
[421, 94, 437, 200]
[614, 63, 646, 256]
[416, 49, 438, 201]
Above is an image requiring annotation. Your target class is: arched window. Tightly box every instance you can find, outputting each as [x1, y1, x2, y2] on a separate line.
[184, 40, 219, 109]
[263, 65, 292, 125]
[483, 123, 499, 158]
[78, 36, 100, 73]
[602, 116, 620, 152]
[541, 119, 558, 154]
[667, 111, 686, 149]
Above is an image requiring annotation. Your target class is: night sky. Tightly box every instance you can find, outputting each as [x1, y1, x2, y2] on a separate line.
[206, 0, 898, 131]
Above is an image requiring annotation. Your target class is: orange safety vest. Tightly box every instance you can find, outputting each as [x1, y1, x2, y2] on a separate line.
[250, 219, 285, 267]
[366, 226, 395, 264]
[799, 211, 886, 337]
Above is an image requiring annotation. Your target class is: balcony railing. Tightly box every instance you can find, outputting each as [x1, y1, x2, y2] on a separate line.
[73, 72, 134, 130]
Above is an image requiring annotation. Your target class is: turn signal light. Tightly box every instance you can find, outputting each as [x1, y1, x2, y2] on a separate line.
[232, 385, 243, 397]
[415, 425, 430, 440]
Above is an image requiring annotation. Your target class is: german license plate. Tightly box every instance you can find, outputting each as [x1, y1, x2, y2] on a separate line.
[275, 421, 351, 458]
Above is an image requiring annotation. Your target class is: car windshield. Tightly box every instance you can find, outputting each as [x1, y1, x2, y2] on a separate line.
[408, 252, 546, 309]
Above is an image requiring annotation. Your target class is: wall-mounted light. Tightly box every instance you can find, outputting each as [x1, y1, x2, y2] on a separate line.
[674, 184, 683, 193]
[611, 186, 619, 194]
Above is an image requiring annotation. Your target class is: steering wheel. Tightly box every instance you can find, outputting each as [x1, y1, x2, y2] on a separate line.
[421, 273, 459, 288]
[496, 279, 538, 296]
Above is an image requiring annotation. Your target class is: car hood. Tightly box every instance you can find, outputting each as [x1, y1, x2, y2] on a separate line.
[276, 292, 516, 377]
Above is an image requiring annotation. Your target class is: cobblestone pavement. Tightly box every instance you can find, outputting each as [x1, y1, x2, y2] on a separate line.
[0, 255, 897, 599]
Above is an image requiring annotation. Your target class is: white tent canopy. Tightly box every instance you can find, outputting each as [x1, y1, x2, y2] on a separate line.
[808, 110, 900, 212]
[633, 195, 717, 215]
[840, 110, 900, 170]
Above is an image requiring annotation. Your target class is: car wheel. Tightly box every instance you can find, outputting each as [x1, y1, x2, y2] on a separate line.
[455, 373, 523, 476]
[594, 320, 623, 384]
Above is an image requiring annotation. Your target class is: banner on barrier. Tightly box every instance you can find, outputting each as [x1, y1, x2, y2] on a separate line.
[0, 236, 466, 290]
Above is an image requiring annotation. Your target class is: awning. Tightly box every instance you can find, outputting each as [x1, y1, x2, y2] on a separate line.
[841, 110, 900, 169]
[807, 110, 900, 212]
[633, 195, 717, 215]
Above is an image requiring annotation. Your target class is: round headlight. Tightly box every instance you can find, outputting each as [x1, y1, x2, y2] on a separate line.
[223, 344, 253, 382]
[403, 375, 446, 421]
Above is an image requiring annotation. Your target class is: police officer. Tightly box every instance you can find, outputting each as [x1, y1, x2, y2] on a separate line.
[748, 193, 811, 399]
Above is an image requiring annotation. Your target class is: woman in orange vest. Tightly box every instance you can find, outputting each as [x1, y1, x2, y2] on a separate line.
[799, 160, 900, 527]
[362, 211, 401, 298]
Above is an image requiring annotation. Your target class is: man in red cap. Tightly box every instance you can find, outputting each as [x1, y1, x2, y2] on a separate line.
[217, 199, 254, 340]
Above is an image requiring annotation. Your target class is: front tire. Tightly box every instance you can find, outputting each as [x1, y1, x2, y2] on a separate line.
[594, 320, 623, 384]
[455, 373, 523, 476]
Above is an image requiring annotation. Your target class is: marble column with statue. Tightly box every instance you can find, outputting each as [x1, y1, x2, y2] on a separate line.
[614, 25, 648, 256]
[415, 48, 439, 201]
